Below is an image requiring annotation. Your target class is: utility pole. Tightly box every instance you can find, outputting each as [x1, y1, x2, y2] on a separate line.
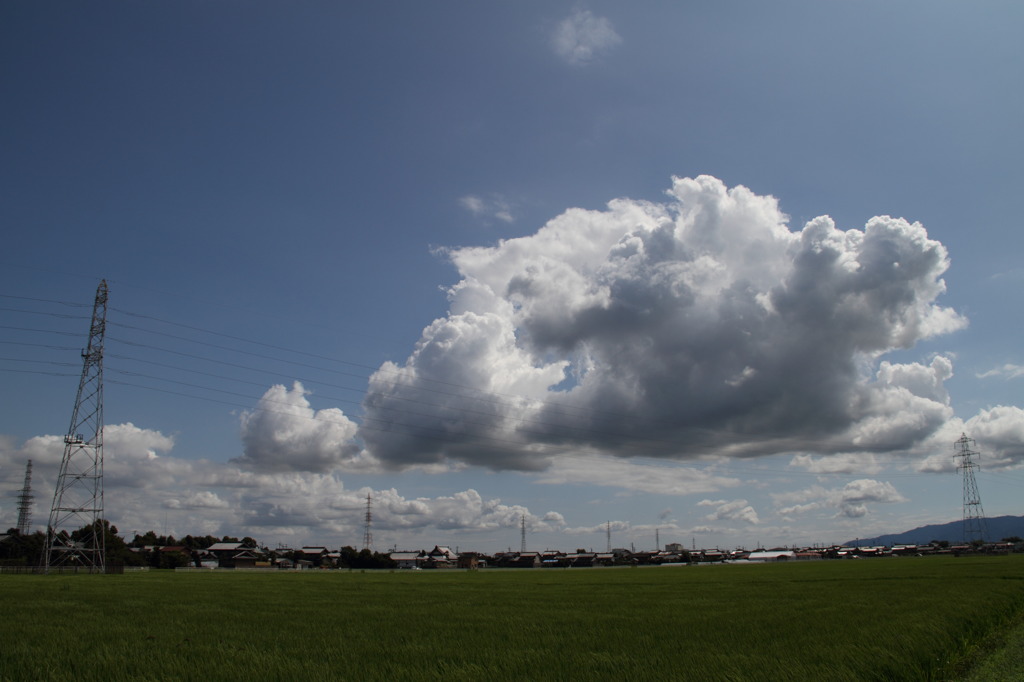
[955, 433, 988, 544]
[16, 460, 33, 534]
[43, 280, 108, 573]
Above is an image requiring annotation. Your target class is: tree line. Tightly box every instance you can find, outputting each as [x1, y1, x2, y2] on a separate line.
[1, 521, 395, 569]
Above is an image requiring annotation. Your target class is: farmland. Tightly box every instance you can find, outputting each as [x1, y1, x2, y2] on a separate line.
[2, 555, 1023, 681]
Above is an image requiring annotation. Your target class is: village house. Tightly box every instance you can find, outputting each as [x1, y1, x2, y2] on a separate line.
[390, 551, 425, 569]
[206, 541, 264, 569]
[424, 546, 458, 568]
[299, 546, 331, 568]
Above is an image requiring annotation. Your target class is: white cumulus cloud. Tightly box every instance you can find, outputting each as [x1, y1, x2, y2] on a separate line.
[698, 498, 760, 525]
[360, 175, 966, 471]
[774, 479, 907, 519]
[0, 427, 564, 547]
[235, 382, 365, 474]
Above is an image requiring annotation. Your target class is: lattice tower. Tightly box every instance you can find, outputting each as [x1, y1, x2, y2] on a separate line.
[954, 433, 988, 544]
[520, 514, 526, 553]
[606, 520, 611, 552]
[43, 280, 108, 572]
[16, 459, 33, 534]
[362, 492, 373, 551]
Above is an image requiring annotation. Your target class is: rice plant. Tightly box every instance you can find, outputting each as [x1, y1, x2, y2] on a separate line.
[2, 555, 1022, 681]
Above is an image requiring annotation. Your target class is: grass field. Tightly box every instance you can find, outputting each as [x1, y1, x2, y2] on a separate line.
[2, 555, 1023, 681]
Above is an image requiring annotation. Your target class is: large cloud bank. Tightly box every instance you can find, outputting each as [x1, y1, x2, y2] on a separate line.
[0, 425, 561, 545]
[362, 175, 966, 470]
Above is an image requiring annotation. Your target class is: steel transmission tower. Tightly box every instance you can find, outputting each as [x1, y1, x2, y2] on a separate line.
[43, 280, 108, 573]
[954, 433, 988, 544]
[520, 514, 526, 553]
[16, 460, 33, 534]
[362, 492, 373, 551]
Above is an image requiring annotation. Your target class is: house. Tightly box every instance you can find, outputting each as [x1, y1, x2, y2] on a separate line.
[299, 546, 330, 568]
[540, 551, 568, 568]
[457, 552, 481, 570]
[569, 552, 596, 567]
[390, 551, 425, 569]
[422, 546, 458, 568]
[230, 550, 262, 569]
[428, 546, 458, 561]
[491, 552, 540, 568]
[207, 542, 262, 569]
[513, 552, 541, 568]
[747, 550, 796, 562]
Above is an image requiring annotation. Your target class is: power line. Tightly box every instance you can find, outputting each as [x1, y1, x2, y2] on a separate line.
[0, 306, 90, 320]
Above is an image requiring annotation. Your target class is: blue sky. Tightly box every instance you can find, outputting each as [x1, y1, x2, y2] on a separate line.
[2, 2, 1023, 552]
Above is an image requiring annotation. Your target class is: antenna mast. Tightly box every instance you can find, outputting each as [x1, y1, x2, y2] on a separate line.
[362, 492, 373, 551]
[16, 460, 33, 534]
[954, 433, 988, 544]
[606, 521, 611, 552]
[43, 280, 108, 573]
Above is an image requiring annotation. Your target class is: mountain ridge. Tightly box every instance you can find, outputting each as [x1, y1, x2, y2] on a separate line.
[846, 515, 1024, 546]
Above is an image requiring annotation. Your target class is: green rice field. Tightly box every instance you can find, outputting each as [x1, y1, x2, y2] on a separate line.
[2, 555, 1024, 681]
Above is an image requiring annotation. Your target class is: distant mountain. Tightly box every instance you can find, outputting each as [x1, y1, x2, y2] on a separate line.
[846, 515, 1024, 547]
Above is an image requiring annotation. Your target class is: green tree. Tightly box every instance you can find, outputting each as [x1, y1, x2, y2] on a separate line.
[71, 520, 144, 566]
[155, 548, 190, 569]
[337, 546, 396, 569]
[0, 528, 46, 566]
[132, 530, 160, 548]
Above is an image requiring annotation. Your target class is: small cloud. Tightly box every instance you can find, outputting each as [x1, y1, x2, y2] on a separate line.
[789, 453, 882, 475]
[460, 195, 485, 215]
[725, 366, 757, 387]
[551, 9, 622, 66]
[459, 194, 515, 224]
[977, 364, 1024, 380]
[698, 498, 760, 525]
[165, 491, 230, 510]
[991, 268, 1024, 282]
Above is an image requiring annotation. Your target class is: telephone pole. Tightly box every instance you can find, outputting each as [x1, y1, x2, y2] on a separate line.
[954, 433, 988, 544]
[43, 280, 108, 573]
